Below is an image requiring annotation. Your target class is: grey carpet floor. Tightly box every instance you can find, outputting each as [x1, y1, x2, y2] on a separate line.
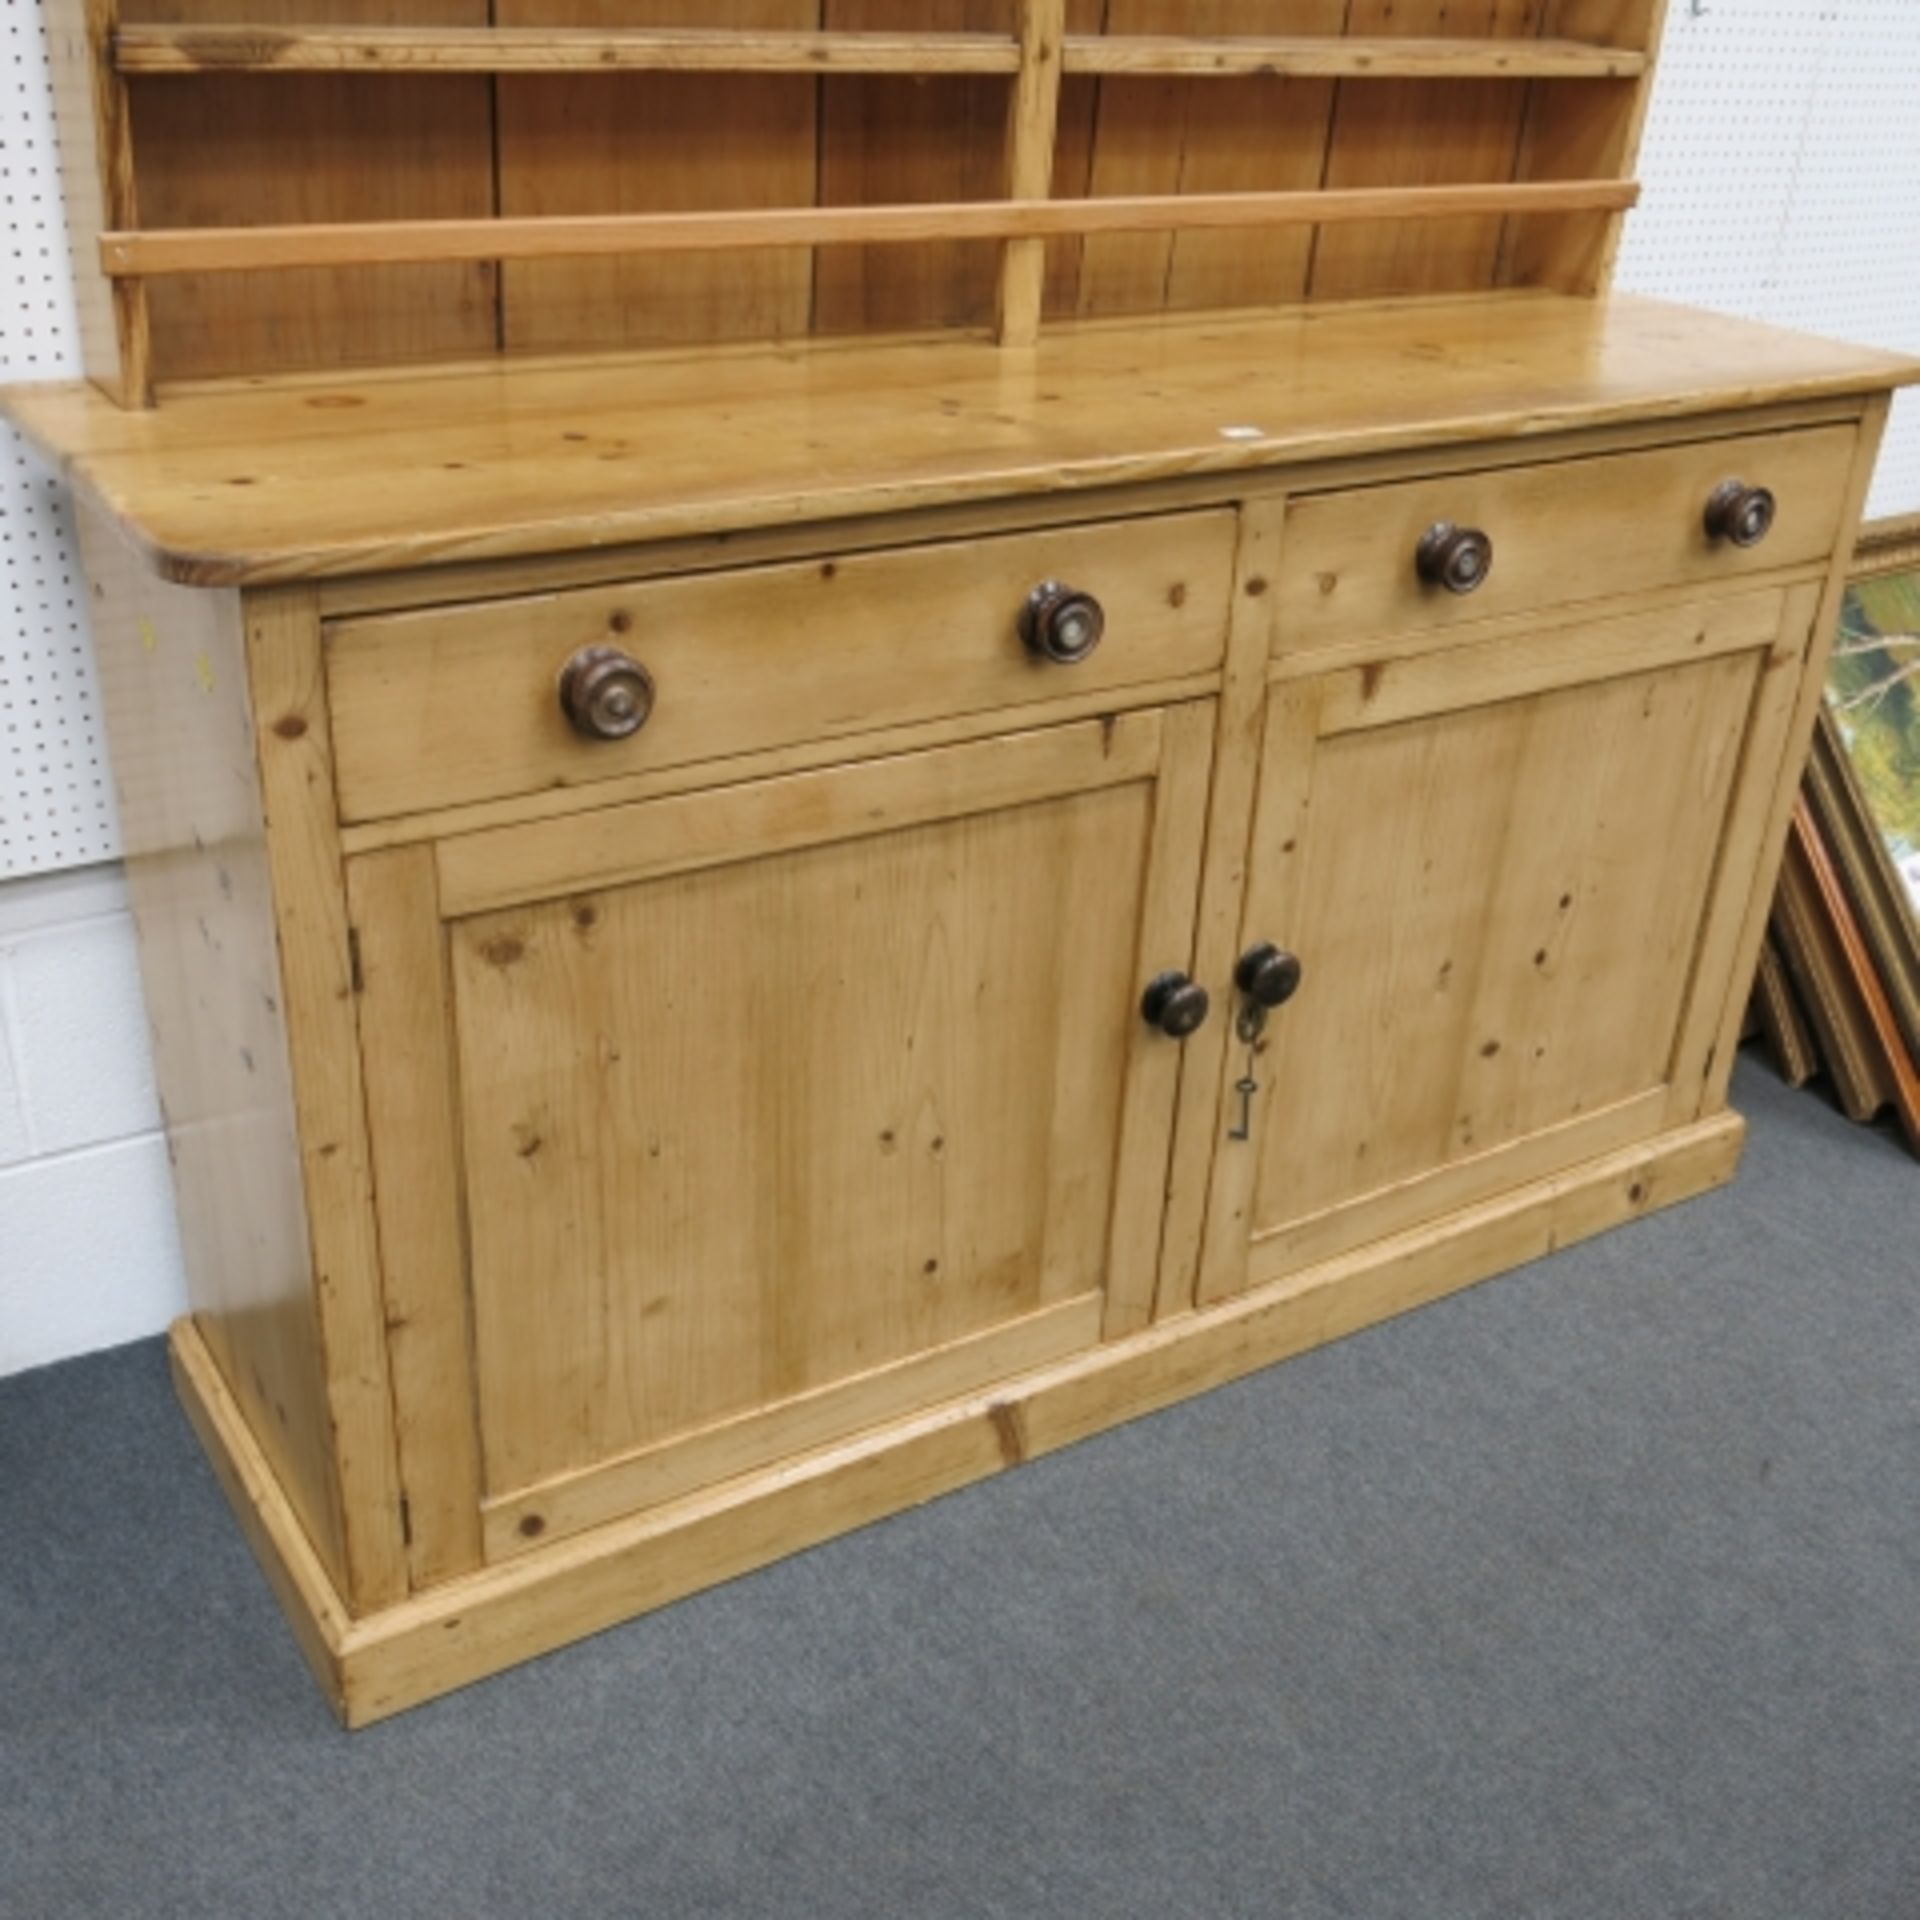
[3, 1055, 1918, 1920]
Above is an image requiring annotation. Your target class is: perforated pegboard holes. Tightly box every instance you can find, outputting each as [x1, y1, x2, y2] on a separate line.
[3, 0, 117, 877]
[1616, 0, 1920, 520]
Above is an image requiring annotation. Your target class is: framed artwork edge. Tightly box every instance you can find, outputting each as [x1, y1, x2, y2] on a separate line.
[1854, 510, 1920, 578]
[1795, 507, 1920, 1143]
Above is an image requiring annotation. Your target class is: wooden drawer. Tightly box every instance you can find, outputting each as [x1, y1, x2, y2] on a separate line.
[1273, 424, 1858, 656]
[326, 512, 1236, 823]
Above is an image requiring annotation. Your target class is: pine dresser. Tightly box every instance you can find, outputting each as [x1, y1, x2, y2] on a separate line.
[5, 0, 1914, 1722]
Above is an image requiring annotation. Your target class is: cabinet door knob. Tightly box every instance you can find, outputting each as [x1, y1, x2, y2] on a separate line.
[1415, 522, 1494, 595]
[1019, 582, 1107, 664]
[1141, 971, 1210, 1039]
[1704, 480, 1776, 549]
[1236, 943, 1304, 1009]
[559, 646, 656, 741]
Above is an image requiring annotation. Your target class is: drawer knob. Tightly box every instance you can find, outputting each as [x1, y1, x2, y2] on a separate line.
[1019, 582, 1107, 665]
[1141, 971, 1210, 1040]
[559, 645, 655, 742]
[1415, 522, 1494, 596]
[1704, 480, 1777, 549]
[1236, 943, 1304, 1010]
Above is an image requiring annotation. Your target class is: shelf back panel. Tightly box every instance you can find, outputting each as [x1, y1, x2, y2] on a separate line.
[92, 0, 1663, 388]
[124, 0, 500, 382]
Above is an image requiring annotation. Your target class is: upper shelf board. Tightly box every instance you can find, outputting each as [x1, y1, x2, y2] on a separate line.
[110, 26, 1649, 81]
[3, 294, 1911, 589]
[98, 181, 1639, 279]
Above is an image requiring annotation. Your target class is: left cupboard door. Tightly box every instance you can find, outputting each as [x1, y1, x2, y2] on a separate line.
[347, 706, 1216, 1582]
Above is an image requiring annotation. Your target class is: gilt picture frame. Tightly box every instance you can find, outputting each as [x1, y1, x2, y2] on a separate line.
[1821, 514, 1920, 1057]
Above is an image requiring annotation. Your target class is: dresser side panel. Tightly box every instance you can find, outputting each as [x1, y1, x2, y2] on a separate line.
[73, 501, 347, 1588]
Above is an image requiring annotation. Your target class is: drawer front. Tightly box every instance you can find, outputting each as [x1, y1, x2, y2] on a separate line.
[326, 511, 1236, 823]
[1273, 424, 1857, 655]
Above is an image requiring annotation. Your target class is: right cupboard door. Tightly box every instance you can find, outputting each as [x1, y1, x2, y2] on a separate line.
[1197, 584, 1819, 1305]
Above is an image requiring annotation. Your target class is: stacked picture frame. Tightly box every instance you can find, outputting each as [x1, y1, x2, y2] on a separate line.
[1752, 515, 1920, 1155]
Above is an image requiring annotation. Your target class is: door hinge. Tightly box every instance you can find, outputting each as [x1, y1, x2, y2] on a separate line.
[398, 1494, 412, 1549]
[347, 925, 365, 995]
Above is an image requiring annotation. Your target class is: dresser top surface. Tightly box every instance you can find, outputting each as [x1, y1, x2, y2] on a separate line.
[4, 291, 1912, 589]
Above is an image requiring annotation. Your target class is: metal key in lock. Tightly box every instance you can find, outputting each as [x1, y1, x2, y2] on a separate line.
[1229, 998, 1266, 1141]
[1226, 943, 1304, 1142]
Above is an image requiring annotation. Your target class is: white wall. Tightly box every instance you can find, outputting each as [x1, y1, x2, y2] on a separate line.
[0, 866, 186, 1372]
[0, 0, 183, 1376]
[1613, 0, 1920, 521]
[3, 0, 1920, 1376]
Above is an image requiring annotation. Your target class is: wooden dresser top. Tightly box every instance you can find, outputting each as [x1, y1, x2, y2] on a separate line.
[4, 291, 1912, 589]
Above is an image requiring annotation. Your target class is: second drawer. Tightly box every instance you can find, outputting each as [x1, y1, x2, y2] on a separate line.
[1272, 423, 1857, 657]
[326, 511, 1236, 823]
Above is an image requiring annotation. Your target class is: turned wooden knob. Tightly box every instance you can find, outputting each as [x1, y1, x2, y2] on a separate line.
[1019, 582, 1106, 664]
[1704, 480, 1776, 549]
[559, 645, 655, 741]
[1415, 522, 1494, 595]
[1236, 942, 1303, 1010]
[1141, 971, 1210, 1039]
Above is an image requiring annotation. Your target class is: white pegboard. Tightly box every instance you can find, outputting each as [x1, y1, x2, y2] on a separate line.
[2, 0, 1919, 879]
[1616, 0, 1920, 521]
[1, 0, 116, 877]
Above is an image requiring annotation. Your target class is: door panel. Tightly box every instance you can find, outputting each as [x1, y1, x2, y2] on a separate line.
[1199, 590, 1805, 1304]
[1256, 650, 1754, 1221]
[354, 705, 1214, 1565]
[453, 780, 1151, 1494]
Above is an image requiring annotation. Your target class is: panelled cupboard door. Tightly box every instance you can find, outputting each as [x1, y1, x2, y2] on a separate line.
[350, 706, 1214, 1578]
[1196, 586, 1819, 1307]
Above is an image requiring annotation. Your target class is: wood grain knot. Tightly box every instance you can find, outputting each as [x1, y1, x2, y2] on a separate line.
[988, 1401, 1028, 1468]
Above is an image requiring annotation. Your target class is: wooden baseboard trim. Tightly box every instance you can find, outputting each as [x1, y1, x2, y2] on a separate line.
[173, 1110, 1744, 1728]
[168, 1318, 355, 1716]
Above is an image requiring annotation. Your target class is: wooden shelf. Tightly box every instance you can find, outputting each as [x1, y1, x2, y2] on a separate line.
[1063, 34, 1647, 80]
[99, 181, 1641, 280]
[111, 25, 1021, 75]
[66, 0, 1674, 403]
[110, 25, 1643, 83]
